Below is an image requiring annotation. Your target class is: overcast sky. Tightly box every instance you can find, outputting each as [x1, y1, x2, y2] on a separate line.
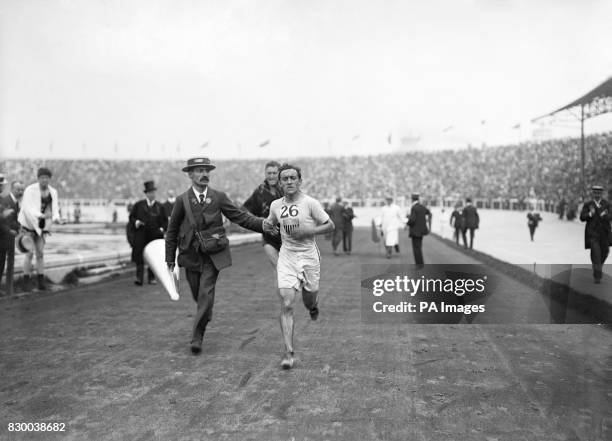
[1, 0, 611, 160]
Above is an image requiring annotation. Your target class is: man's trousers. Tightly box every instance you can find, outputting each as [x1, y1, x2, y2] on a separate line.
[185, 254, 220, 343]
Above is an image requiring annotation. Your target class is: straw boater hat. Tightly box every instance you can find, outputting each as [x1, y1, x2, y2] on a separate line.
[182, 157, 216, 172]
[16, 233, 35, 253]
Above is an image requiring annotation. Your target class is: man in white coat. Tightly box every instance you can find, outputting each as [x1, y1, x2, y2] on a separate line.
[18, 167, 60, 290]
[379, 196, 404, 259]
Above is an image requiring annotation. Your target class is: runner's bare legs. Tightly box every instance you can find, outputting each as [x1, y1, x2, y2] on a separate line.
[278, 287, 297, 367]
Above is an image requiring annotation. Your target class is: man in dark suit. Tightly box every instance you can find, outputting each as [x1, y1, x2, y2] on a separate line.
[461, 197, 480, 249]
[328, 197, 345, 256]
[342, 201, 355, 255]
[527, 212, 543, 242]
[162, 189, 176, 220]
[407, 193, 432, 268]
[242, 161, 283, 266]
[449, 203, 464, 246]
[0, 180, 24, 296]
[579, 185, 611, 284]
[165, 157, 273, 354]
[129, 181, 168, 286]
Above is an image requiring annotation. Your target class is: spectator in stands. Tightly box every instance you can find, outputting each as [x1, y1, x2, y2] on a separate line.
[129, 181, 167, 286]
[461, 197, 479, 249]
[328, 197, 345, 256]
[18, 168, 61, 291]
[579, 185, 611, 284]
[1, 180, 24, 295]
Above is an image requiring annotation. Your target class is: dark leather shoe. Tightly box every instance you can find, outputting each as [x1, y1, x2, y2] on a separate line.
[190, 340, 202, 355]
[134, 280, 143, 286]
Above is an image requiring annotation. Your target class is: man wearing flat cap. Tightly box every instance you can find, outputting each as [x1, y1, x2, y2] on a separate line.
[129, 181, 167, 286]
[165, 157, 274, 354]
[580, 185, 612, 284]
[18, 167, 60, 291]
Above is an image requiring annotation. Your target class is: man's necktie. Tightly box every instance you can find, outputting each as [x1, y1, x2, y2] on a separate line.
[199, 194, 205, 205]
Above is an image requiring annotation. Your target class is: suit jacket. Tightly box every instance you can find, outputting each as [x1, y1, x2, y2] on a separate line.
[579, 198, 612, 249]
[162, 200, 176, 218]
[343, 207, 355, 231]
[129, 199, 168, 263]
[462, 205, 479, 229]
[165, 187, 264, 272]
[242, 181, 283, 246]
[408, 202, 432, 238]
[450, 209, 464, 229]
[0, 194, 20, 250]
[328, 203, 345, 230]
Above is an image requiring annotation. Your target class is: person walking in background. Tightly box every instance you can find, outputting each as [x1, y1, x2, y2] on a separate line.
[461, 197, 479, 249]
[18, 168, 61, 291]
[527, 212, 543, 242]
[165, 157, 272, 355]
[380, 196, 404, 259]
[129, 181, 167, 286]
[162, 189, 177, 220]
[342, 201, 355, 255]
[328, 197, 345, 256]
[450, 202, 464, 246]
[1, 180, 24, 295]
[579, 185, 611, 284]
[242, 161, 283, 266]
[407, 193, 432, 268]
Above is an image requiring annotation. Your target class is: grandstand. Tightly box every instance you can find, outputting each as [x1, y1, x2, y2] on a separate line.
[2, 132, 611, 215]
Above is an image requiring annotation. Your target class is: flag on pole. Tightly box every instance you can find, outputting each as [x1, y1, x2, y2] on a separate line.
[15, 139, 19, 151]
[259, 139, 270, 148]
[442, 125, 453, 133]
[512, 123, 521, 129]
[481, 120, 486, 125]
[114, 141, 118, 153]
[201, 141, 209, 149]
[387, 133, 392, 144]
[352, 134, 360, 141]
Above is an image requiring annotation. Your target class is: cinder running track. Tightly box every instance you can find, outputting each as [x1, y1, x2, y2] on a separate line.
[1, 229, 611, 441]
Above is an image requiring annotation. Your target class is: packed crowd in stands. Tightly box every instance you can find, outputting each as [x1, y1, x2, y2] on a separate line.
[1, 132, 611, 208]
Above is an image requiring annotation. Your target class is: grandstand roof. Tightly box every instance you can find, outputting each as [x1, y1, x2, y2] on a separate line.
[533, 76, 612, 121]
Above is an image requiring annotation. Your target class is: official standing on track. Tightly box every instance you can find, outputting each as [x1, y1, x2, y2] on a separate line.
[129, 181, 167, 286]
[407, 193, 432, 268]
[461, 197, 479, 249]
[579, 185, 611, 284]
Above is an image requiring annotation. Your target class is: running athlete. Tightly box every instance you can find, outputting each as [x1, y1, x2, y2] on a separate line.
[266, 163, 335, 369]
